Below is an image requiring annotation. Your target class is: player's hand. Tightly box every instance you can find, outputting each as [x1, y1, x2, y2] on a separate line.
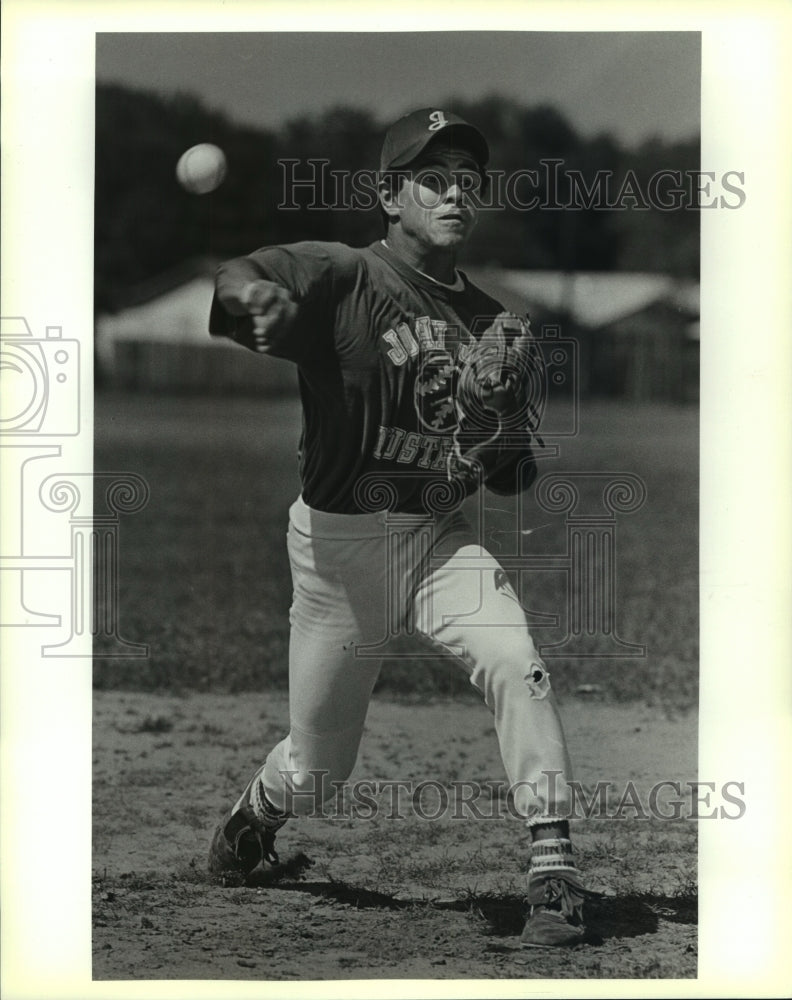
[239, 280, 298, 353]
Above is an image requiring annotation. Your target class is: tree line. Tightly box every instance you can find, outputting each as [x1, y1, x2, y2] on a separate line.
[95, 84, 700, 313]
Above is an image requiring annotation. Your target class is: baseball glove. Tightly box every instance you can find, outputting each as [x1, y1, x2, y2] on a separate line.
[448, 312, 544, 492]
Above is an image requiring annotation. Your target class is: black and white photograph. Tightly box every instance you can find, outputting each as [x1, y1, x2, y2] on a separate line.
[1, 2, 790, 997]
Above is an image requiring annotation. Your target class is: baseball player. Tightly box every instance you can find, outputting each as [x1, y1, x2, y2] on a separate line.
[207, 109, 599, 948]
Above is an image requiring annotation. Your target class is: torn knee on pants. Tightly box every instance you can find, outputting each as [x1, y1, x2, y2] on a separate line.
[525, 661, 551, 699]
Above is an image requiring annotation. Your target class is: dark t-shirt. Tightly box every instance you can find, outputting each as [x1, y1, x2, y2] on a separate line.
[210, 240, 536, 513]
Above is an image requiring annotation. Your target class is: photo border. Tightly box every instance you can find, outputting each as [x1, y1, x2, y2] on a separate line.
[2, 2, 790, 998]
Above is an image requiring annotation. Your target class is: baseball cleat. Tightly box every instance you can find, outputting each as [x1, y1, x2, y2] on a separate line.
[519, 872, 602, 948]
[208, 803, 281, 882]
[208, 770, 304, 886]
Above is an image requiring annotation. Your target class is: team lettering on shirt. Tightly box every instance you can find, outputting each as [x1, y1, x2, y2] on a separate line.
[381, 315, 477, 366]
[372, 425, 455, 470]
[374, 314, 480, 473]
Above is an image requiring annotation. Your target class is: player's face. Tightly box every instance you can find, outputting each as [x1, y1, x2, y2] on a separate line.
[389, 147, 482, 250]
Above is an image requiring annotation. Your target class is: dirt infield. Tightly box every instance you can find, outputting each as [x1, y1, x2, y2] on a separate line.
[93, 690, 697, 981]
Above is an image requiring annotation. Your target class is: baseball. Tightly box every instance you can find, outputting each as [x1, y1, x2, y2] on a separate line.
[176, 143, 227, 194]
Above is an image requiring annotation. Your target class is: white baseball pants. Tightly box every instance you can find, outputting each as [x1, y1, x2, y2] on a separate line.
[260, 495, 574, 826]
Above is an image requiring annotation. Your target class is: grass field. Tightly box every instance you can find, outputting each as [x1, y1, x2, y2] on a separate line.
[93, 391, 698, 713]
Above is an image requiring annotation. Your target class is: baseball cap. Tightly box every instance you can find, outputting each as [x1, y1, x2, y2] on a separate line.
[380, 109, 489, 173]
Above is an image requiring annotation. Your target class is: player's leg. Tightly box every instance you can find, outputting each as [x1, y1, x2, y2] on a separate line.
[413, 533, 573, 821]
[209, 499, 392, 880]
[259, 512, 386, 817]
[411, 519, 599, 945]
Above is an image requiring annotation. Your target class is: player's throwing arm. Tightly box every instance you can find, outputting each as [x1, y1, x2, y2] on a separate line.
[216, 264, 298, 353]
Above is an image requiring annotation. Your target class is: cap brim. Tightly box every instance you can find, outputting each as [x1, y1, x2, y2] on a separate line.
[384, 123, 489, 171]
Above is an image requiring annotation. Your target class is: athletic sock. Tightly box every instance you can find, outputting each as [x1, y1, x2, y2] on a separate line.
[232, 771, 290, 830]
[528, 837, 577, 879]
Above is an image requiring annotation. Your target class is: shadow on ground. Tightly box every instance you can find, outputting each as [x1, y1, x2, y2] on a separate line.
[268, 877, 697, 945]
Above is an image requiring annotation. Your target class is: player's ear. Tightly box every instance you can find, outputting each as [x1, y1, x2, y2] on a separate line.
[378, 170, 405, 221]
